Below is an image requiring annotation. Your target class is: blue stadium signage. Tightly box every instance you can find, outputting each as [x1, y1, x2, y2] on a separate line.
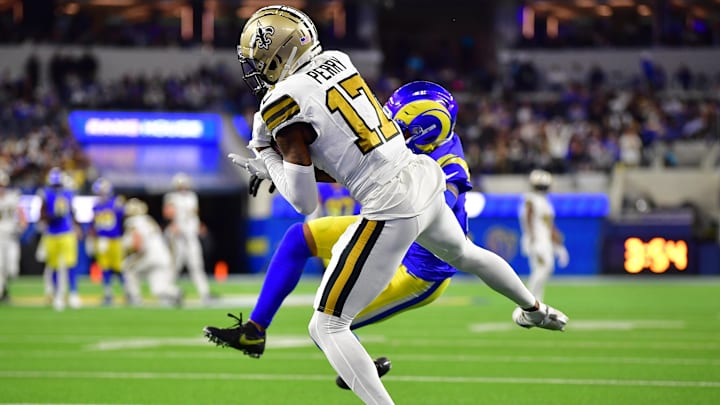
[68, 111, 221, 144]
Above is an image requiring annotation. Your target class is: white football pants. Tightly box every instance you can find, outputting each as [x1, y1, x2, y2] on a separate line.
[309, 189, 537, 404]
[169, 234, 210, 298]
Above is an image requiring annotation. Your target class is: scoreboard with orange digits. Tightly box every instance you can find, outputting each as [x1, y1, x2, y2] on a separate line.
[623, 237, 689, 274]
[602, 218, 698, 275]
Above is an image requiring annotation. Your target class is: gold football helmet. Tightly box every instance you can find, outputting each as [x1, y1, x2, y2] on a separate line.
[124, 198, 148, 217]
[529, 169, 553, 191]
[172, 172, 192, 190]
[237, 5, 321, 97]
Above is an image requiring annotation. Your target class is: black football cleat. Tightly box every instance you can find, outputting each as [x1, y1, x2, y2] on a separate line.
[336, 356, 392, 390]
[203, 313, 266, 358]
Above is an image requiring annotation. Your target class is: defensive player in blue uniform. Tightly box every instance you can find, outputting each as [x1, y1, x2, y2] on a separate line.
[307, 183, 361, 219]
[89, 178, 126, 305]
[209, 8, 566, 402]
[38, 167, 80, 311]
[206, 81, 472, 387]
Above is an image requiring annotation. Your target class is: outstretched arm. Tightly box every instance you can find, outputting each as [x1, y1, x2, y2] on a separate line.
[257, 123, 319, 215]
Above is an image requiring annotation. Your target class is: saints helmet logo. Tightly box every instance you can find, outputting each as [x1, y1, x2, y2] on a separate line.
[253, 24, 275, 50]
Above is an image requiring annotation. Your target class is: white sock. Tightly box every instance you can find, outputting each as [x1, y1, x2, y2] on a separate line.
[308, 311, 394, 405]
[452, 240, 536, 308]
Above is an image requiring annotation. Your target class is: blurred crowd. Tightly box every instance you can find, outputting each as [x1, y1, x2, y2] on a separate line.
[377, 54, 720, 186]
[1, 49, 718, 194]
[0, 67, 92, 194]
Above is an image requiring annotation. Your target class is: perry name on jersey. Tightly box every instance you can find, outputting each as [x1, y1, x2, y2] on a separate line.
[258, 50, 440, 217]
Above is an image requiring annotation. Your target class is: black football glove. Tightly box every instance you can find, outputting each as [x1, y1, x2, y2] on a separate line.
[249, 175, 276, 197]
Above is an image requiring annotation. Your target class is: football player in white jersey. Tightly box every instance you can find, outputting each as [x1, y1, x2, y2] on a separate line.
[0, 171, 27, 302]
[162, 173, 212, 304]
[123, 198, 183, 307]
[518, 169, 569, 301]
[206, 5, 568, 404]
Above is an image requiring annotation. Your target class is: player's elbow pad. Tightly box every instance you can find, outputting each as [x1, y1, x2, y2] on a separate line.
[259, 148, 318, 215]
[282, 161, 318, 215]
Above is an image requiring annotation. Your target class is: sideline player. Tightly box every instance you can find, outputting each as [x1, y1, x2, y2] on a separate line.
[162, 173, 213, 304]
[207, 81, 470, 389]
[208, 6, 568, 404]
[305, 182, 360, 220]
[518, 169, 569, 301]
[0, 170, 27, 302]
[123, 198, 183, 307]
[38, 167, 81, 310]
[88, 177, 126, 305]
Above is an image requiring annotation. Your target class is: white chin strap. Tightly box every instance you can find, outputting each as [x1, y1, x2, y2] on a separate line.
[277, 47, 298, 83]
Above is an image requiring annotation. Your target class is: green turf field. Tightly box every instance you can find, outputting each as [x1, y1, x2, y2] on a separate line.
[1, 275, 719, 404]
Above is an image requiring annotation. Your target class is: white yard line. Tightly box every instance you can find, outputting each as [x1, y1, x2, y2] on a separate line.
[2, 334, 718, 349]
[392, 338, 720, 350]
[0, 370, 718, 388]
[2, 350, 718, 366]
[470, 320, 686, 332]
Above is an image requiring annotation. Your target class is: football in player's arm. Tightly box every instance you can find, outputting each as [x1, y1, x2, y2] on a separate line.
[205, 6, 568, 404]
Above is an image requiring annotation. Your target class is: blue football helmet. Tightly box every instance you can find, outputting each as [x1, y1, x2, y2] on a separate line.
[384, 81, 458, 153]
[47, 167, 63, 187]
[92, 177, 113, 198]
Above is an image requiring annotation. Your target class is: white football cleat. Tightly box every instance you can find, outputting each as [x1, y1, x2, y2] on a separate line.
[69, 293, 82, 309]
[53, 296, 65, 312]
[513, 303, 568, 331]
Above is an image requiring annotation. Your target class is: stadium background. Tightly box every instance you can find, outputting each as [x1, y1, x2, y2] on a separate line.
[1, 1, 720, 404]
[2, 0, 717, 279]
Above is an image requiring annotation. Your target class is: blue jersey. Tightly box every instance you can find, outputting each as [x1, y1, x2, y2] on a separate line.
[317, 183, 360, 217]
[402, 135, 472, 281]
[93, 195, 124, 238]
[39, 187, 74, 235]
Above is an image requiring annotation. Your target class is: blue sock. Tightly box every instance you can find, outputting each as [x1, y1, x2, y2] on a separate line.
[103, 270, 113, 288]
[250, 223, 312, 330]
[69, 268, 78, 293]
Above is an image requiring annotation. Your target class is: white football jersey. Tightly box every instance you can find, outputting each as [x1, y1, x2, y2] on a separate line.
[260, 51, 441, 218]
[519, 191, 555, 251]
[0, 190, 21, 236]
[163, 190, 200, 235]
[124, 214, 168, 257]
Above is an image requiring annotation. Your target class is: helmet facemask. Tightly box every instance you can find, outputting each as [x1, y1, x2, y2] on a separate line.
[384, 81, 458, 154]
[529, 169, 553, 192]
[237, 6, 321, 99]
[237, 48, 270, 100]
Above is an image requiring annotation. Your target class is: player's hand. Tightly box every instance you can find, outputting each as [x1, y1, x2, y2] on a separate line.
[249, 175, 276, 197]
[554, 244, 569, 268]
[228, 153, 271, 180]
